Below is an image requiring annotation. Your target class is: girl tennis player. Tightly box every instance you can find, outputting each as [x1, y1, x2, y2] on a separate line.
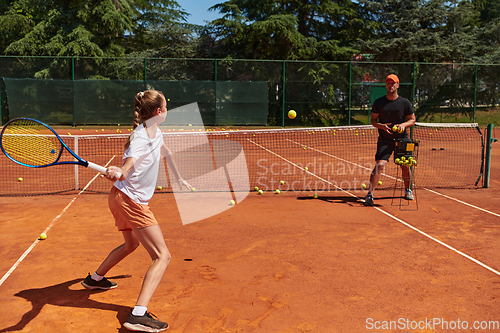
[82, 89, 191, 332]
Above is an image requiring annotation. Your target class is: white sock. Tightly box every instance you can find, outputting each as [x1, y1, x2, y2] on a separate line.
[91, 272, 104, 282]
[132, 306, 148, 316]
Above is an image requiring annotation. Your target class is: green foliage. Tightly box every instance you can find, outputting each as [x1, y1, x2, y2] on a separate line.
[202, 0, 359, 61]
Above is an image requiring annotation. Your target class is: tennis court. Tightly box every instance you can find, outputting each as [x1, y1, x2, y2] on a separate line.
[0, 126, 499, 332]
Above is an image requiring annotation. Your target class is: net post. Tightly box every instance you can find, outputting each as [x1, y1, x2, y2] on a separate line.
[282, 60, 286, 128]
[484, 123, 497, 188]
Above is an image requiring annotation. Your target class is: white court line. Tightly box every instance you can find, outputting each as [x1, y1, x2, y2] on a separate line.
[424, 188, 500, 218]
[249, 139, 500, 277]
[0, 157, 116, 287]
[288, 138, 500, 217]
[286, 138, 401, 183]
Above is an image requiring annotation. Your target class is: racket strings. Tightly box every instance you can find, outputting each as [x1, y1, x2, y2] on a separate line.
[2, 120, 61, 166]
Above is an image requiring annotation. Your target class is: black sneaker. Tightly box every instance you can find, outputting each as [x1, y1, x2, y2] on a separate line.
[123, 311, 169, 332]
[81, 273, 117, 290]
[364, 193, 374, 206]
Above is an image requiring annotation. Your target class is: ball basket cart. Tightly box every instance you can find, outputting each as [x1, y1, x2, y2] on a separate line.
[391, 138, 419, 211]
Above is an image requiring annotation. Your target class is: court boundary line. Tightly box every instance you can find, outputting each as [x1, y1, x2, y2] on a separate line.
[0, 157, 116, 287]
[423, 188, 500, 218]
[249, 139, 500, 277]
[288, 138, 500, 218]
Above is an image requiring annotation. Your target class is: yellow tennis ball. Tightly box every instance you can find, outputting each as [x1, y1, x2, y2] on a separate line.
[230, 200, 235, 205]
[254, 186, 259, 191]
[275, 189, 280, 194]
[191, 187, 196, 192]
[378, 181, 382, 185]
[304, 167, 308, 171]
[18, 177, 23, 182]
[392, 125, 398, 132]
[361, 183, 366, 189]
[280, 180, 284, 185]
[313, 194, 318, 199]
[39, 233, 47, 240]
[288, 110, 297, 119]
[156, 186, 162, 190]
[258, 190, 263, 195]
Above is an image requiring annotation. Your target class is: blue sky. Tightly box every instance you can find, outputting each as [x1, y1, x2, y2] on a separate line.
[178, 0, 224, 26]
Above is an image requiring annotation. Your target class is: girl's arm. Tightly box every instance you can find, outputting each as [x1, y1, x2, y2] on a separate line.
[161, 145, 192, 190]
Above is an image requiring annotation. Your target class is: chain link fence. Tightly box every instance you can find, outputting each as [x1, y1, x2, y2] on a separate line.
[1, 56, 499, 127]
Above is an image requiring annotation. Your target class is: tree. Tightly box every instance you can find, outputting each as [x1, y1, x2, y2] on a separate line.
[201, 0, 360, 61]
[1, 0, 135, 58]
[0, 0, 192, 57]
[355, 0, 481, 63]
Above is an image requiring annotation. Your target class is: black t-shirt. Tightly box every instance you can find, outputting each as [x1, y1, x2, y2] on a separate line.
[372, 96, 414, 140]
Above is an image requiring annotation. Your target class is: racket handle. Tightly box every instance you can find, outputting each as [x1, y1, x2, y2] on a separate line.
[87, 162, 122, 179]
[87, 161, 108, 174]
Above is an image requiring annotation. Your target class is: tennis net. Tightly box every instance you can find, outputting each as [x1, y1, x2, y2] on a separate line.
[0, 123, 484, 196]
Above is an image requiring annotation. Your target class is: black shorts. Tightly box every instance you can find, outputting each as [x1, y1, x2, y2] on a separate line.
[375, 137, 410, 161]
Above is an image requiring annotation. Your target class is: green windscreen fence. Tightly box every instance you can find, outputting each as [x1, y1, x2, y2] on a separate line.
[3, 78, 269, 126]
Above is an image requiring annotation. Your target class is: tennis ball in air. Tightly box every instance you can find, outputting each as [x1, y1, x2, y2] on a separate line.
[378, 181, 382, 185]
[275, 189, 280, 194]
[361, 183, 366, 189]
[18, 177, 23, 182]
[280, 180, 285, 185]
[258, 190, 263, 195]
[288, 110, 297, 119]
[230, 200, 235, 205]
[39, 233, 47, 240]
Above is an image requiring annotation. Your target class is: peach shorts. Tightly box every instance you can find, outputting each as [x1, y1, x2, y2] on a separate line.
[108, 186, 158, 231]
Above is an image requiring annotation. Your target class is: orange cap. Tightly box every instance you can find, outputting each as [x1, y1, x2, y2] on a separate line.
[385, 74, 399, 83]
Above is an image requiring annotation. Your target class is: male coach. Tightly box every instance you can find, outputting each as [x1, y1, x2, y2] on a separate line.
[364, 74, 416, 206]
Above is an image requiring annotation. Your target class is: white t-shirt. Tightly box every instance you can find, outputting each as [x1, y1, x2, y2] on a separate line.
[114, 124, 163, 205]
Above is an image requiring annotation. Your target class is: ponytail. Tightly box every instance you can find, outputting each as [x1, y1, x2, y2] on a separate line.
[124, 89, 165, 149]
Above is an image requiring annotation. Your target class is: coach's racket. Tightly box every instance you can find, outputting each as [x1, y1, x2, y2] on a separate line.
[0, 118, 115, 176]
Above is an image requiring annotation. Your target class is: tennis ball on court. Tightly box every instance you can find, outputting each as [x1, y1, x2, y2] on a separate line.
[392, 125, 398, 132]
[156, 186, 162, 190]
[280, 180, 284, 185]
[258, 190, 263, 195]
[313, 194, 318, 199]
[275, 189, 280, 194]
[191, 187, 196, 192]
[39, 233, 47, 240]
[288, 110, 297, 119]
[230, 200, 235, 205]
[254, 186, 259, 191]
[18, 177, 23, 182]
[304, 167, 308, 171]
[378, 181, 382, 185]
[361, 183, 366, 189]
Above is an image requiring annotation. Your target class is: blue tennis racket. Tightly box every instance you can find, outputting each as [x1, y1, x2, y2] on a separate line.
[0, 118, 111, 175]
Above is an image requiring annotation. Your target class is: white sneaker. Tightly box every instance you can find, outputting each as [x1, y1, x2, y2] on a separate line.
[405, 189, 414, 200]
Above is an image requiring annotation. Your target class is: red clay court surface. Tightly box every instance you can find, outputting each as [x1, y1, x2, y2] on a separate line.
[0, 128, 499, 332]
